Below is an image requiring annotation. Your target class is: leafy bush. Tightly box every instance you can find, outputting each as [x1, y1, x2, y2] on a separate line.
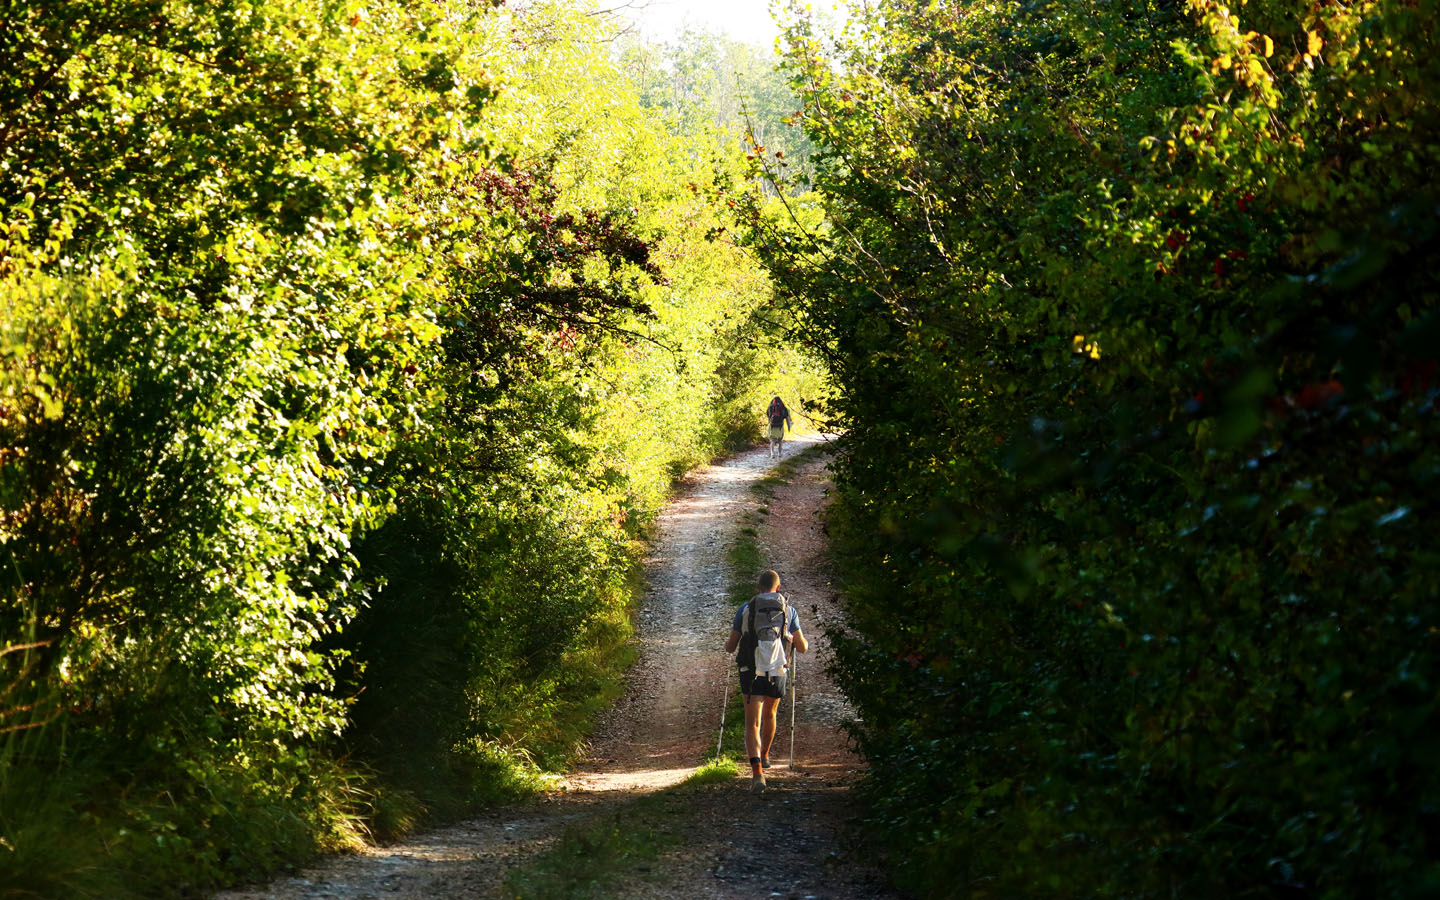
[0, 0, 483, 890]
[0, 0, 805, 894]
[756, 0, 1440, 896]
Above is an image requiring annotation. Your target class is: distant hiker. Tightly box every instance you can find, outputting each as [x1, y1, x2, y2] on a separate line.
[724, 569, 808, 793]
[765, 396, 793, 458]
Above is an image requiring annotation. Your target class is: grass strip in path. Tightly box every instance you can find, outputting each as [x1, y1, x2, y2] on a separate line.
[714, 441, 834, 769]
[507, 443, 839, 899]
[501, 767, 739, 898]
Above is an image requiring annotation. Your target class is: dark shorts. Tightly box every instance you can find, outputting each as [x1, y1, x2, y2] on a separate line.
[739, 669, 787, 699]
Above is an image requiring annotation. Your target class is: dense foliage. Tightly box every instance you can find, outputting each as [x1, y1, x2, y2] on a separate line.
[337, 6, 803, 816]
[0, 1, 813, 895]
[755, 0, 1440, 895]
[0, 3, 471, 891]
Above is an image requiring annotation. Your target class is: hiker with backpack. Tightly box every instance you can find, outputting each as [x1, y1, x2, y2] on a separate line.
[765, 396, 793, 458]
[724, 569, 809, 793]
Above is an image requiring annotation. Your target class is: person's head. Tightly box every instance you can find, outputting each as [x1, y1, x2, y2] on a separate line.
[758, 570, 780, 592]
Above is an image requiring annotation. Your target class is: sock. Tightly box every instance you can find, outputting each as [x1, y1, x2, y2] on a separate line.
[750, 757, 761, 777]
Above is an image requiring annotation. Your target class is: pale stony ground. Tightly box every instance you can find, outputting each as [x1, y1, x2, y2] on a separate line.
[216, 433, 900, 899]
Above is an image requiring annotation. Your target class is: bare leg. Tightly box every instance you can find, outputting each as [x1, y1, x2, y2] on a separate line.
[744, 696, 764, 759]
[759, 696, 781, 759]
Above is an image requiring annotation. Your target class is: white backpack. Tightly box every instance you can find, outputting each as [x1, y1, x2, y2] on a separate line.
[741, 592, 789, 677]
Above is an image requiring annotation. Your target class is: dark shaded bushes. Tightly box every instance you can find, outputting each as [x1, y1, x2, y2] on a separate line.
[756, 0, 1440, 895]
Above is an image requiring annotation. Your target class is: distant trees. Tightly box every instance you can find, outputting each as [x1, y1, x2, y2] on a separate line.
[619, 27, 818, 187]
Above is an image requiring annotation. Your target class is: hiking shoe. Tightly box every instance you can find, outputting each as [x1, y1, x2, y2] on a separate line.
[761, 757, 772, 769]
[750, 772, 766, 794]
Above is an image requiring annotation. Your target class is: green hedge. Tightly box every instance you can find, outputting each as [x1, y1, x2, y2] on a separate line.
[757, 0, 1440, 895]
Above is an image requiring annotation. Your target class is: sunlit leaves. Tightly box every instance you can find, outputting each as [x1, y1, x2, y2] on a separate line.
[0, 3, 504, 889]
[0, 0, 810, 892]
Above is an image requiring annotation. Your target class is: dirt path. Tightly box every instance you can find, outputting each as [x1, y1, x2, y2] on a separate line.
[217, 433, 897, 899]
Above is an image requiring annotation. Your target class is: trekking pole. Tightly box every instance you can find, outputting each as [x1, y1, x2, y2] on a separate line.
[716, 671, 729, 764]
[788, 645, 798, 770]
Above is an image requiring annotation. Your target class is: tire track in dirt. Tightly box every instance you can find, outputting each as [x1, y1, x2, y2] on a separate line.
[216, 433, 898, 899]
[613, 436, 896, 900]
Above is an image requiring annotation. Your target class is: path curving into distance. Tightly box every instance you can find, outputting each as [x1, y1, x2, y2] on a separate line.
[216, 432, 896, 899]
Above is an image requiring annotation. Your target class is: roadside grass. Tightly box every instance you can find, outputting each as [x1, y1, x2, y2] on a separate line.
[523, 563, 649, 772]
[0, 730, 388, 900]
